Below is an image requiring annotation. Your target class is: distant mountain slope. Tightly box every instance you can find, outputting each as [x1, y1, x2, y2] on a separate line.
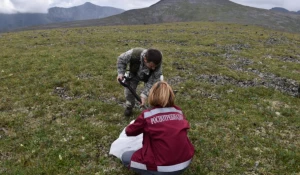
[270, 7, 300, 15]
[0, 2, 125, 32]
[0, 13, 50, 32]
[21, 0, 300, 34]
[270, 7, 290, 13]
[47, 2, 125, 22]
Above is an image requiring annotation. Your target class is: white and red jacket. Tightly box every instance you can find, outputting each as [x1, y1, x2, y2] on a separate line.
[125, 105, 195, 172]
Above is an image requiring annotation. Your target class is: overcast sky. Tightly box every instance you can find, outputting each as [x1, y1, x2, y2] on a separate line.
[0, 0, 299, 14]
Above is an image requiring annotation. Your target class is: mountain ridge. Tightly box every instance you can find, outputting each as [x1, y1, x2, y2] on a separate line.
[6, 0, 300, 34]
[0, 2, 125, 32]
[23, 0, 300, 33]
[270, 7, 300, 15]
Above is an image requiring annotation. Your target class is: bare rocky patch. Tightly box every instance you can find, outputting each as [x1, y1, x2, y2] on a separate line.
[167, 76, 221, 99]
[76, 73, 93, 79]
[52, 86, 127, 110]
[217, 43, 251, 52]
[196, 73, 299, 97]
[53, 87, 73, 100]
[278, 56, 300, 64]
[167, 76, 188, 86]
[222, 55, 300, 97]
[264, 36, 290, 45]
[99, 96, 124, 107]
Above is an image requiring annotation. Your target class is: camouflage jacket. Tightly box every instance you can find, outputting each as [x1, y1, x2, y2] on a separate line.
[117, 48, 163, 98]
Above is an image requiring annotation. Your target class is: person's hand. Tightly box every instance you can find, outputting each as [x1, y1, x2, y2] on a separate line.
[140, 96, 146, 107]
[117, 74, 124, 82]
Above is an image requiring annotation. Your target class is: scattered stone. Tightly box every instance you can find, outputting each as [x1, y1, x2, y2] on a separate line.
[173, 62, 185, 70]
[53, 87, 73, 100]
[196, 73, 299, 97]
[167, 76, 187, 86]
[265, 37, 278, 45]
[224, 55, 299, 97]
[279, 56, 300, 64]
[77, 73, 92, 79]
[219, 43, 251, 52]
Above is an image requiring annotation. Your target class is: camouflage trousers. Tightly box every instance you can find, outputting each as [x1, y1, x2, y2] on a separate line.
[124, 78, 141, 108]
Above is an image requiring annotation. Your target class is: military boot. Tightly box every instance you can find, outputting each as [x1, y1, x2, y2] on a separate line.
[124, 107, 133, 117]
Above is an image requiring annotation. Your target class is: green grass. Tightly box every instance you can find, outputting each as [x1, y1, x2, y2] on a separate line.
[1, 22, 300, 174]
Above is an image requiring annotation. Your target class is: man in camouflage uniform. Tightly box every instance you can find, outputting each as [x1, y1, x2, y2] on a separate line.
[117, 48, 163, 116]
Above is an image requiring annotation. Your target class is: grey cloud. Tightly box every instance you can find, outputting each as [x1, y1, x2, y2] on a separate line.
[231, 0, 283, 9]
[283, 1, 300, 11]
[231, 0, 300, 11]
[0, 0, 50, 13]
[0, 0, 17, 13]
[49, 0, 160, 10]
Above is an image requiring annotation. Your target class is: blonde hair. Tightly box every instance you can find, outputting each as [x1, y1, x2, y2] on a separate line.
[148, 81, 175, 107]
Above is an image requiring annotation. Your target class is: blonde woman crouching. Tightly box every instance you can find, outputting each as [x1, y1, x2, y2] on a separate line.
[121, 81, 195, 175]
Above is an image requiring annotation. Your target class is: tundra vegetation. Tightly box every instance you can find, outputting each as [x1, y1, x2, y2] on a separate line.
[0, 22, 299, 174]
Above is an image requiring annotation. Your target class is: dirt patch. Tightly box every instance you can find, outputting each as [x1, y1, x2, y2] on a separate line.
[278, 56, 300, 64]
[53, 87, 73, 100]
[196, 73, 299, 97]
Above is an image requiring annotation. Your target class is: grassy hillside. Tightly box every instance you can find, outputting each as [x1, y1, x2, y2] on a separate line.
[0, 22, 300, 174]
